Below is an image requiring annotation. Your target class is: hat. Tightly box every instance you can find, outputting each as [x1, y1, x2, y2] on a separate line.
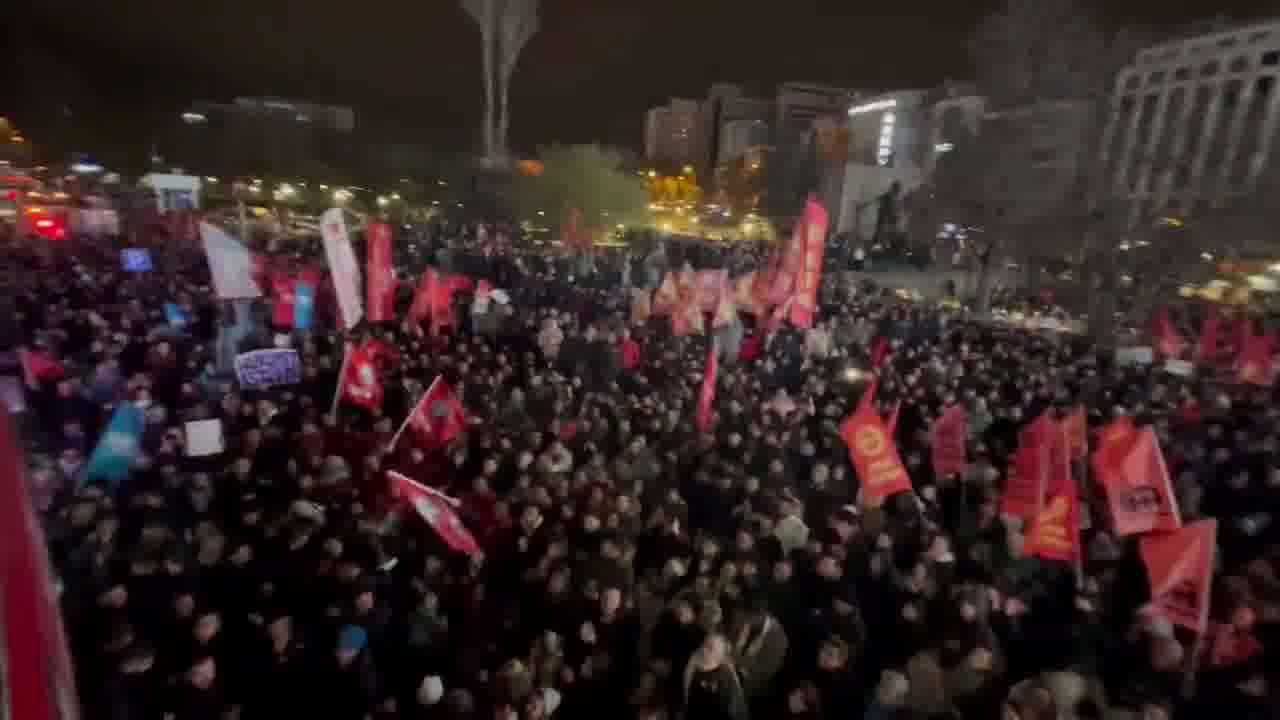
[338, 625, 368, 653]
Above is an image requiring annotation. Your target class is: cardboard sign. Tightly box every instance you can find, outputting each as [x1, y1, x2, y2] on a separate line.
[184, 419, 224, 457]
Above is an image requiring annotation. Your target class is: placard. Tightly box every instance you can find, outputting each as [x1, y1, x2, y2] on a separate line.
[1163, 359, 1195, 377]
[121, 248, 154, 272]
[234, 349, 301, 389]
[184, 419, 225, 457]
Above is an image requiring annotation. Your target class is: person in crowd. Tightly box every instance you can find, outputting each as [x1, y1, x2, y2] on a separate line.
[7, 226, 1280, 720]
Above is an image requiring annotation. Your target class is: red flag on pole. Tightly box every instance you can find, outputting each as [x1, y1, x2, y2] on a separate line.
[788, 198, 828, 329]
[1140, 519, 1216, 633]
[340, 342, 385, 411]
[1000, 414, 1054, 521]
[870, 337, 891, 369]
[394, 377, 468, 452]
[388, 470, 481, 557]
[1197, 306, 1220, 367]
[1095, 427, 1182, 537]
[366, 222, 397, 323]
[19, 349, 66, 390]
[1152, 307, 1185, 358]
[697, 342, 718, 433]
[1237, 332, 1274, 386]
[1023, 473, 1081, 563]
[841, 406, 913, 504]
[930, 404, 969, 480]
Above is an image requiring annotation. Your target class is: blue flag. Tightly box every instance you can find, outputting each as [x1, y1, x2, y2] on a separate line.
[164, 302, 190, 332]
[294, 281, 316, 330]
[84, 403, 146, 489]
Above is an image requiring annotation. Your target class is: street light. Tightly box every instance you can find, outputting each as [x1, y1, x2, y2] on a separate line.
[377, 195, 389, 207]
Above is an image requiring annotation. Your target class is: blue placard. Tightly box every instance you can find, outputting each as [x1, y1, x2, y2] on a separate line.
[121, 248, 154, 272]
[234, 349, 302, 389]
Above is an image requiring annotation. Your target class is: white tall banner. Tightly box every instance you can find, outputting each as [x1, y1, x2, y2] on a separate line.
[200, 222, 262, 299]
[320, 208, 364, 330]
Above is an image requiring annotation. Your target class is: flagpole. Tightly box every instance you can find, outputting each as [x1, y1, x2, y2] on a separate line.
[329, 342, 351, 420]
[387, 376, 440, 453]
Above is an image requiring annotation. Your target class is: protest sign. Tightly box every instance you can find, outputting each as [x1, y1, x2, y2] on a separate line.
[120, 249, 154, 272]
[184, 419, 225, 457]
[234, 349, 301, 389]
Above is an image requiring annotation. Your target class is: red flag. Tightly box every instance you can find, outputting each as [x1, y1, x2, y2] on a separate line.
[1096, 427, 1182, 537]
[712, 283, 738, 329]
[1140, 519, 1216, 633]
[408, 269, 461, 334]
[841, 407, 913, 504]
[271, 271, 298, 328]
[788, 199, 828, 329]
[409, 269, 438, 325]
[388, 470, 481, 557]
[1000, 414, 1053, 520]
[341, 342, 384, 411]
[653, 273, 680, 315]
[857, 378, 878, 416]
[1197, 306, 1220, 367]
[621, 337, 642, 370]
[1023, 473, 1080, 563]
[19, 349, 66, 390]
[886, 401, 901, 435]
[695, 269, 729, 311]
[1152, 307, 1184, 358]
[870, 337, 890, 369]
[697, 343, 718, 433]
[366, 223, 397, 323]
[1062, 405, 1088, 460]
[1237, 332, 1274, 386]
[930, 404, 969, 480]
[403, 377, 468, 451]
[475, 279, 494, 304]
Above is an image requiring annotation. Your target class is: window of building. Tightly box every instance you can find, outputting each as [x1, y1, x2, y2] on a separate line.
[1174, 67, 1191, 81]
[1148, 71, 1166, 85]
[1202, 61, 1220, 76]
[1177, 86, 1215, 190]
[1230, 79, 1270, 190]
[1263, 50, 1280, 66]
[1128, 94, 1160, 190]
[1230, 56, 1250, 72]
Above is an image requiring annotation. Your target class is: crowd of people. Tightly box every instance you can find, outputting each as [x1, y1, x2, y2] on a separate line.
[8, 220, 1280, 720]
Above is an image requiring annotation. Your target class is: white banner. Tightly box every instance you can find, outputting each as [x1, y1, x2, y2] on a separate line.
[320, 208, 364, 330]
[200, 222, 262, 299]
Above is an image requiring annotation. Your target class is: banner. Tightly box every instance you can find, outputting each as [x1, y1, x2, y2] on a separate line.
[789, 199, 829, 329]
[1000, 414, 1052, 520]
[1140, 519, 1216, 633]
[1095, 427, 1181, 537]
[85, 403, 146, 488]
[388, 470, 481, 557]
[200, 221, 262, 299]
[367, 222, 396, 323]
[234, 349, 302, 389]
[697, 342, 718, 433]
[930, 404, 968, 479]
[841, 409, 913, 504]
[1237, 333, 1274, 386]
[320, 208, 364, 330]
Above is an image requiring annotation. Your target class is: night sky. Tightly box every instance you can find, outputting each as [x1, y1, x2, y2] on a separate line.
[4, 0, 1277, 156]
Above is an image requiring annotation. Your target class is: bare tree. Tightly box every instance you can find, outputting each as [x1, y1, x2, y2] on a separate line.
[462, 0, 538, 164]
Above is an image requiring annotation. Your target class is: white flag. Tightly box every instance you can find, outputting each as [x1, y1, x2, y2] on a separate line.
[200, 222, 262, 299]
[320, 208, 364, 330]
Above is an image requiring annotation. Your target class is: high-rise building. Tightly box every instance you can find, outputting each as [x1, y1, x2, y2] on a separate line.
[643, 99, 699, 172]
[1098, 18, 1280, 227]
[835, 91, 929, 238]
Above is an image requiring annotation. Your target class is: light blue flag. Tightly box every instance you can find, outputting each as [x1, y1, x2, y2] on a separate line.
[294, 281, 316, 330]
[84, 403, 146, 489]
[164, 303, 190, 332]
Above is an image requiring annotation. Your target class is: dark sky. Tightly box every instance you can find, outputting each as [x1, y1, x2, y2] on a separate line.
[4, 0, 1277, 155]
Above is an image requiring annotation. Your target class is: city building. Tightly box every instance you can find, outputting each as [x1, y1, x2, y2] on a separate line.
[643, 98, 699, 173]
[924, 82, 985, 176]
[695, 84, 773, 182]
[834, 90, 930, 239]
[1098, 18, 1280, 227]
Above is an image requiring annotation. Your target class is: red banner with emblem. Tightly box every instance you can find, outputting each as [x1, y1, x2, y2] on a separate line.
[841, 408, 914, 504]
[1140, 519, 1216, 633]
[789, 199, 828, 329]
